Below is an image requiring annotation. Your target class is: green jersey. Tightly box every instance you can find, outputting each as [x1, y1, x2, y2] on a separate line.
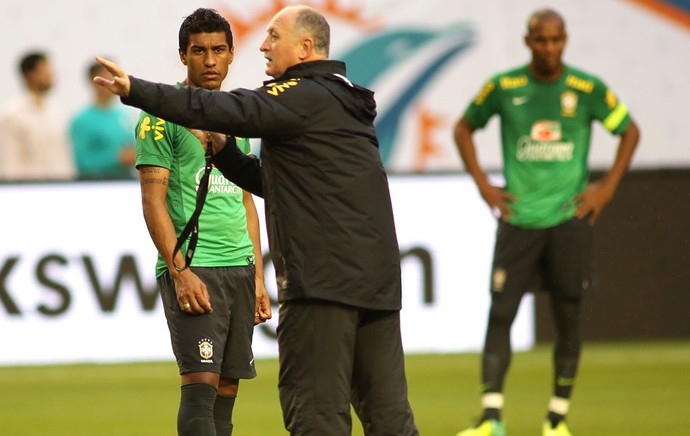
[464, 65, 632, 228]
[135, 85, 254, 277]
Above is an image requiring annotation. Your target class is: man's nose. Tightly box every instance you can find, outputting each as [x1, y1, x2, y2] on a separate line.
[259, 37, 269, 52]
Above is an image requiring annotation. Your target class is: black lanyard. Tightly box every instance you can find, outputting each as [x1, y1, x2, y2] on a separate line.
[172, 138, 214, 272]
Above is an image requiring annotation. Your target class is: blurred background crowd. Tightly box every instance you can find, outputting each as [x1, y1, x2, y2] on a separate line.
[0, 52, 136, 182]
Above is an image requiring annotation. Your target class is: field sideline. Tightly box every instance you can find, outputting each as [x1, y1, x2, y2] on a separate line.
[1, 340, 688, 435]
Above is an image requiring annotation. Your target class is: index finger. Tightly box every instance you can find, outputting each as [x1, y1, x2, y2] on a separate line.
[95, 55, 123, 78]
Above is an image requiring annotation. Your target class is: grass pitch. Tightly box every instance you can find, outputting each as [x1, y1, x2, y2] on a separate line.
[0, 340, 688, 435]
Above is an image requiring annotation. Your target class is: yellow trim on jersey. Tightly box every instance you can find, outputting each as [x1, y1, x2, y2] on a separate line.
[474, 81, 495, 105]
[500, 75, 528, 89]
[603, 103, 629, 132]
[565, 75, 594, 93]
[605, 89, 618, 110]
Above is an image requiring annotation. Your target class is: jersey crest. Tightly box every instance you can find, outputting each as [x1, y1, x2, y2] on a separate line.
[560, 90, 578, 117]
[198, 338, 214, 362]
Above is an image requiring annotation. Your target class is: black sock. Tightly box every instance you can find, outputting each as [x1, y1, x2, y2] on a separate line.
[213, 394, 237, 436]
[178, 383, 217, 436]
[482, 407, 501, 422]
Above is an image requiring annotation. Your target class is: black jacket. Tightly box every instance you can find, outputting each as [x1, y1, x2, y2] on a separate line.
[124, 60, 402, 310]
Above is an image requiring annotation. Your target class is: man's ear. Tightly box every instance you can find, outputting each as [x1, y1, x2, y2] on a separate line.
[299, 37, 315, 60]
[228, 47, 235, 65]
[179, 50, 187, 66]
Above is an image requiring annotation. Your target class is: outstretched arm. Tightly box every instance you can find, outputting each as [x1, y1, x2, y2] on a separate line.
[96, 61, 301, 139]
[573, 120, 640, 224]
[95, 55, 305, 143]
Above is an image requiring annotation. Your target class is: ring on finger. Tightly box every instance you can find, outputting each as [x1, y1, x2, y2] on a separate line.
[183, 303, 191, 309]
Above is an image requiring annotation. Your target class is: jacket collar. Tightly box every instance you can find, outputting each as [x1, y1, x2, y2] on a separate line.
[265, 60, 347, 84]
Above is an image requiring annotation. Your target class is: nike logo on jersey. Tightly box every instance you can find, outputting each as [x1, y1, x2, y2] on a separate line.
[512, 96, 529, 106]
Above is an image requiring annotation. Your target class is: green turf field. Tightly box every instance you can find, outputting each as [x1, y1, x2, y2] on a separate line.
[0, 340, 688, 435]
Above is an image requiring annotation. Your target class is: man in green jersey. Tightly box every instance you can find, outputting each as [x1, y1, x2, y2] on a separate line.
[135, 8, 271, 435]
[454, 8, 639, 436]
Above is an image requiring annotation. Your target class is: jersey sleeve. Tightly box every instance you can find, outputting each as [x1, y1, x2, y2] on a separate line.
[134, 111, 176, 169]
[463, 75, 500, 130]
[590, 76, 631, 136]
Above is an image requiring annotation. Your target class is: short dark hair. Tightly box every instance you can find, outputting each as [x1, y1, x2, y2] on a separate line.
[527, 8, 565, 34]
[87, 61, 107, 79]
[178, 8, 233, 52]
[294, 7, 330, 56]
[19, 51, 47, 75]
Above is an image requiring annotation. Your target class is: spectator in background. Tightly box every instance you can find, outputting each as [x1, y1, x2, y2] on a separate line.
[70, 61, 136, 180]
[453, 8, 639, 436]
[0, 51, 75, 181]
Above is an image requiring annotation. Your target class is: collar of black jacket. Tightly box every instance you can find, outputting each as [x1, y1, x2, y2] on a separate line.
[265, 60, 346, 84]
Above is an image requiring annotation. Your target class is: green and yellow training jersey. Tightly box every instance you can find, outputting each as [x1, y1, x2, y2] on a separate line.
[464, 65, 631, 228]
[135, 85, 255, 277]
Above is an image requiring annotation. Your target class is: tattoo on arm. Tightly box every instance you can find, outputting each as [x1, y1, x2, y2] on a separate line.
[141, 178, 169, 186]
[139, 167, 168, 186]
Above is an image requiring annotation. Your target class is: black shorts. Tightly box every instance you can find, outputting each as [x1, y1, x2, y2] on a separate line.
[158, 266, 257, 379]
[490, 217, 593, 300]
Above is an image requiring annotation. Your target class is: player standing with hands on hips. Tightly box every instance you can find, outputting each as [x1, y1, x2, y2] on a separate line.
[94, 5, 418, 436]
[132, 8, 271, 436]
[454, 8, 639, 436]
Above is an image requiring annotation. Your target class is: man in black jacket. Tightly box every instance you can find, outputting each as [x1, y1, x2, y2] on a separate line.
[95, 5, 418, 435]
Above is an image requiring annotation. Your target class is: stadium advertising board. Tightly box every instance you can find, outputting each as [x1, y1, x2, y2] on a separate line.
[0, 177, 534, 365]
